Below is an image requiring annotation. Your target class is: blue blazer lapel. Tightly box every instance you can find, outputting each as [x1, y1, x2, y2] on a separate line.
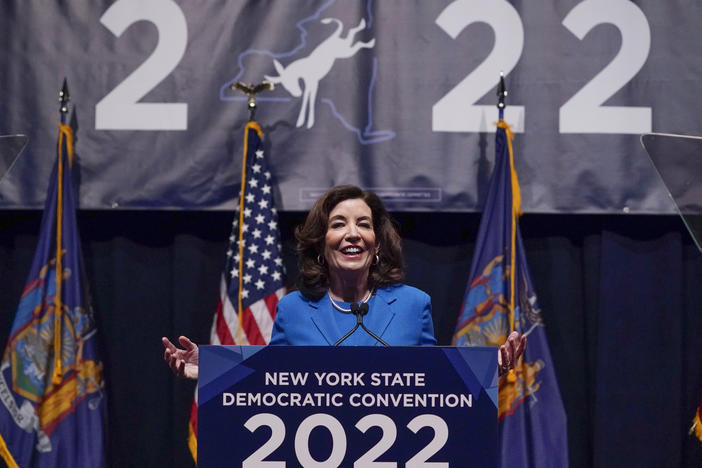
[307, 293, 340, 345]
[366, 287, 397, 344]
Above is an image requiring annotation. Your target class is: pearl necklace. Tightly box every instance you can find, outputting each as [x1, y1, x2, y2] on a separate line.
[328, 290, 373, 313]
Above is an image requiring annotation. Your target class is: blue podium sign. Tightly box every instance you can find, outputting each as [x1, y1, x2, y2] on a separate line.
[198, 346, 497, 467]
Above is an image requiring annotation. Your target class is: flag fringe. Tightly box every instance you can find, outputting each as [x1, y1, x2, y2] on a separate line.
[188, 421, 197, 463]
[691, 405, 702, 443]
[497, 119, 520, 384]
[51, 123, 75, 386]
[0, 433, 20, 468]
[497, 119, 519, 335]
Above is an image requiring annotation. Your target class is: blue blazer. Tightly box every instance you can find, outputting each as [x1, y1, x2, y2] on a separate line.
[269, 284, 436, 346]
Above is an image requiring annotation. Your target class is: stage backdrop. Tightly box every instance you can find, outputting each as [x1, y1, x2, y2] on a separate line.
[1, 0, 700, 213]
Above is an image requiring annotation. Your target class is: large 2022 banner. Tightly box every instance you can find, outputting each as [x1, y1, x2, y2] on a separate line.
[1, 0, 698, 213]
[198, 346, 498, 467]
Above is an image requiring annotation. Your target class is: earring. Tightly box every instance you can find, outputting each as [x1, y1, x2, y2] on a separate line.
[373, 253, 380, 265]
[317, 254, 325, 265]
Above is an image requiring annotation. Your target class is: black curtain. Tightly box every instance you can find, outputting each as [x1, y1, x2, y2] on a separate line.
[1, 210, 701, 467]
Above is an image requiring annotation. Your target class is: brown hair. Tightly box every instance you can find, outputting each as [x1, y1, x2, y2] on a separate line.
[295, 185, 404, 300]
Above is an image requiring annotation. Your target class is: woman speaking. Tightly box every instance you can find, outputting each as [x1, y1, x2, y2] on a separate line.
[163, 186, 525, 378]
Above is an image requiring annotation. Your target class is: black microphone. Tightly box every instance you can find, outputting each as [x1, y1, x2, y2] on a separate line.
[333, 302, 362, 346]
[334, 301, 390, 346]
[356, 303, 389, 347]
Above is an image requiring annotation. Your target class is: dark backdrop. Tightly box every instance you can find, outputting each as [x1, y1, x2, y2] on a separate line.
[1, 210, 701, 467]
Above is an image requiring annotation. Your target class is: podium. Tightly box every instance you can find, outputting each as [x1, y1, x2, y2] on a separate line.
[641, 133, 702, 251]
[0, 134, 28, 186]
[198, 346, 498, 467]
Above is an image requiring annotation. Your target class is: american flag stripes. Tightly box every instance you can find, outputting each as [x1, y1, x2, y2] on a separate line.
[188, 121, 285, 461]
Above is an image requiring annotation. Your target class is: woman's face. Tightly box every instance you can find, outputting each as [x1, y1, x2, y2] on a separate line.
[324, 198, 377, 279]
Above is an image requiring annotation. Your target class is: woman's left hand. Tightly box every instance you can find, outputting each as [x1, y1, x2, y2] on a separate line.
[497, 331, 526, 376]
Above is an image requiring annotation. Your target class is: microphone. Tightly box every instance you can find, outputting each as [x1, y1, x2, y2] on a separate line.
[355, 303, 389, 347]
[333, 302, 389, 346]
[333, 303, 362, 346]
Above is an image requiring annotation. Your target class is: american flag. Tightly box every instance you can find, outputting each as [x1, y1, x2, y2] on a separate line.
[188, 121, 285, 461]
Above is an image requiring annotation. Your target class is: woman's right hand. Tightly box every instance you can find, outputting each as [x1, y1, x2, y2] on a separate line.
[162, 336, 199, 380]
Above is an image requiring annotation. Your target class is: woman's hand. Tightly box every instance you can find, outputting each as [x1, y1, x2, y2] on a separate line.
[162, 336, 199, 380]
[497, 331, 526, 377]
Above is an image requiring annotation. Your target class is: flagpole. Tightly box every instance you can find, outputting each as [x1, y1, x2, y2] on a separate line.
[51, 79, 70, 385]
[497, 72, 506, 122]
[230, 81, 274, 344]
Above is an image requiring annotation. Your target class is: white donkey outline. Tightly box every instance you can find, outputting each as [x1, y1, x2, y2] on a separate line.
[264, 18, 375, 129]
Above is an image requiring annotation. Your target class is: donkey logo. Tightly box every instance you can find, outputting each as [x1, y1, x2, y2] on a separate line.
[264, 18, 375, 129]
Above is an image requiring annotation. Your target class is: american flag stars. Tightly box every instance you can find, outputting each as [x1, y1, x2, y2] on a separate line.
[223, 142, 285, 310]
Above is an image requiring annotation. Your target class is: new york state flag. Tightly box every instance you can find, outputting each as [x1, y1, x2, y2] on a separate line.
[453, 121, 569, 468]
[0, 123, 105, 468]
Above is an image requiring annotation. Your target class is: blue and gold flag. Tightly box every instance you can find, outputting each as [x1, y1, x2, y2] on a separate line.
[0, 122, 105, 467]
[453, 121, 568, 467]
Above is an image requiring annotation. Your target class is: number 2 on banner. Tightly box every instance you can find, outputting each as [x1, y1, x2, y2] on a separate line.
[354, 414, 397, 467]
[432, 0, 525, 133]
[559, 0, 651, 134]
[405, 415, 449, 468]
[242, 413, 286, 468]
[95, 0, 187, 131]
